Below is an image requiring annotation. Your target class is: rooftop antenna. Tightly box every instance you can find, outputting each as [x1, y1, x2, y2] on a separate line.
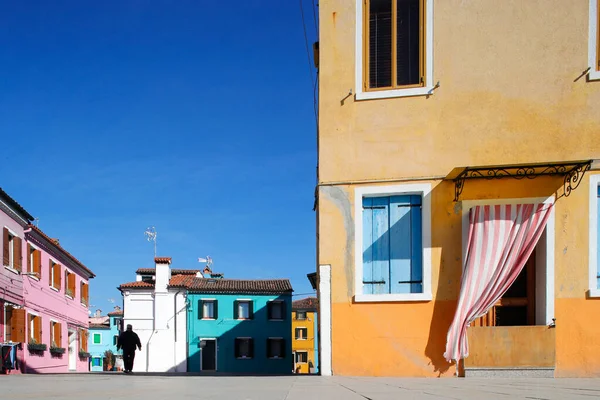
[198, 256, 213, 269]
[144, 226, 157, 257]
[34, 217, 39, 227]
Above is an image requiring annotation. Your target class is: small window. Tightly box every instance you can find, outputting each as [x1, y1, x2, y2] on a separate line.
[93, 333, 102, 345]
[28, 246, 41, 277]
[296, 311, 307, 320]
[28, 314, 42, 343]
[65, 271, 76, 298]
[295, 351, 308, 364]
[3, 229, 21, 271]
[234, 338, 254, 359]
[51, 321, 62, 347]
[80, 282, 89, 306]
[49, 261, 61, 290]
[92, 357, 102, 367]
[234, 300, 253, 320]
[267, 338, 285, 359]
[203, 301, 215, 319]
[365, 0, 424, 90]
[267, 301, 284, 320]
[295, 327, 308, 340]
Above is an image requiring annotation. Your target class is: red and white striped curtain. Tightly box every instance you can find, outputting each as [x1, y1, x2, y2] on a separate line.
[444, 203, 554, 363]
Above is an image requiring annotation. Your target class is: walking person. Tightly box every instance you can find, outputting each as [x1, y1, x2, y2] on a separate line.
[117, 324, 142, 374]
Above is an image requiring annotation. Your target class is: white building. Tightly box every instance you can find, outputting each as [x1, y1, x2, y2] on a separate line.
[119, 257, 199, 373]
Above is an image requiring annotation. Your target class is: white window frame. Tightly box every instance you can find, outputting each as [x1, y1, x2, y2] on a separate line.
[295, 350, 308, 364]
[267, 300, 284, 321]
[354, 183, 432, 302]
[28, 244, 40, 280]
[28, 311, 40, 341]
[295, 327, 308, 341]
[202, 299, 216, 320]
[589, 174, 600, 297]
[50, 319, 59, 346]
[3, 227, 17, 271]
[589, 0, 600, 80]
[65, 269, 74, 299]
[236, 299, 252, 320]
[92, 332, 102, 345]
[50, 259, 60, 292]
[355, 0, 434, 100]
[267, 337, 284, 359]
[3, 303, 15, 342]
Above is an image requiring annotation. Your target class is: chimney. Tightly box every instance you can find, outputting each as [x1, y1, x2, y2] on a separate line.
[154, 257, 172, 293]
[113, 305, 121, 312]
[153, 257, 172, 331]
[95, 309, 102, 317]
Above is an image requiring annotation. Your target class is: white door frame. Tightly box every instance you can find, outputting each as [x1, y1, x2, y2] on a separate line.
[199, 338, 217, 371]
[68, 329, 77, 371]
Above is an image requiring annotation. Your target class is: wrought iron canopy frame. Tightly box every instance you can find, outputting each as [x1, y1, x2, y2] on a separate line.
[452, 160, 592, 201]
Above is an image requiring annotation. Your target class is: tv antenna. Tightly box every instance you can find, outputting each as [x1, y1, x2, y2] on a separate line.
[144, 227, 157, 257]
[198, 256, 213, 269]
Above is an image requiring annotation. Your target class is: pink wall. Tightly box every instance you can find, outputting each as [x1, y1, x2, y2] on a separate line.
[21, 237, 90, 373]
[0, 212, 24, 306]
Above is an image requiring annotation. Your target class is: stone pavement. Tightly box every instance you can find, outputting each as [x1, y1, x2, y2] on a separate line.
[2, 374, 600, 399]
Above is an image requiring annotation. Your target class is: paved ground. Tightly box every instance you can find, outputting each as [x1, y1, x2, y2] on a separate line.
[2, 374, 600, 399]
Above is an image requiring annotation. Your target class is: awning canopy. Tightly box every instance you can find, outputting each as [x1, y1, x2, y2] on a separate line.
[446, 160, 593, 201]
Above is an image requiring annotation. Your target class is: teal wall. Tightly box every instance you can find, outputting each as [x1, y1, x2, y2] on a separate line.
[88, 315, 122, 372]
[187, 293, 292, 374]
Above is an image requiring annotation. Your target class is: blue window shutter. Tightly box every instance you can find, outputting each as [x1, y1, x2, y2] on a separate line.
[363, 197, 391, 294]
[389, 195, 422, 294]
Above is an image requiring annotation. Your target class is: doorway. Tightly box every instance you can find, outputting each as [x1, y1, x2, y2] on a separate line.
[200, 339, 216, 371]
[68, 330, 77, 371]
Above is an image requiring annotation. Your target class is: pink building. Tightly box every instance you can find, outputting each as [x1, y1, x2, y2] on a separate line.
[1, 187, 95, 374]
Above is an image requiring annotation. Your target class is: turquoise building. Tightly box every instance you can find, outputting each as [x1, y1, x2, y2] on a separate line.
[186, 278, 293, 374]
[88, 307, 123, 372]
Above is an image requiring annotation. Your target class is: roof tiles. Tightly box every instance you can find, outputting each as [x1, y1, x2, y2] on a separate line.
[187, 278, 293, 294]
[292, 297, 318, 311]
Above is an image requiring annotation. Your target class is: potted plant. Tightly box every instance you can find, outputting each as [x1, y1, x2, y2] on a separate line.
[66, 288, 74, 298]
[104, 350, 115, 371]
[27, 338, 47, 353]
[79, 350, 91, 359]
[49, 341, 66, 355]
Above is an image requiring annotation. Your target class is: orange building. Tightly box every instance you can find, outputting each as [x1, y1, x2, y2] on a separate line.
[315, 0, 600, 377]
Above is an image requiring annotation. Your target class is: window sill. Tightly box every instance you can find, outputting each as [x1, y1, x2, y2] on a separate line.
[268, 319, 285, 322]
[236, 357, 252, 360]
[27, 274, 40, 281]
[589, 70, 600, 81]
[353, 293, 432, 303]
[50, 286, 59, 293]
[236, 318, 253, 321]
[586, 289, 600, 298]
[201, 318, 216, 320]
[4, 266, 20, 275]
[355, 86, 435, 101]
[65, 295, 73, 300]
[268, 356, 283, 359]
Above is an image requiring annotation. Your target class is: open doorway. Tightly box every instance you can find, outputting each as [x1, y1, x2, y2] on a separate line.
[68, 330, 77, 371]
[200, 339, 216, 371]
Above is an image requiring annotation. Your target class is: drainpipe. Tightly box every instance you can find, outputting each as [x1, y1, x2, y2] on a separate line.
[174, 290, 183, 372]
[23, 228, 32, 234]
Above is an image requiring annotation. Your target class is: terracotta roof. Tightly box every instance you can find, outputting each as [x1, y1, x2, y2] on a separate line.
[27, 224, 95, 278]
[107, 310, 124, 316]
[88, 323, 110, 329]
[0, 187, 34, 221]
[154, 257, 172, 264]
[292, 297, 318, 311]
[118, 281, 155, 290]
[136, 268, 200, 276]
[186, 278, 293, 294]
[168, 274, 196, 288]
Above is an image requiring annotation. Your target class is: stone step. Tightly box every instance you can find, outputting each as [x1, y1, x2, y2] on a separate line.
[464, 367, 555, 378]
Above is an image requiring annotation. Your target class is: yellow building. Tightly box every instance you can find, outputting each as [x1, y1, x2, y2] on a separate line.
[292, 297, 318, 374]
[315, 0, 600, 377]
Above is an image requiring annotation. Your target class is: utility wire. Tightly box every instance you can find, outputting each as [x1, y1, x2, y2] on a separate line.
[300, 0, 317, 127]
[312, 0, 319, 36]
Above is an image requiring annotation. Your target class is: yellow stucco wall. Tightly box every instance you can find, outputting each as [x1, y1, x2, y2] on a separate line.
[317, 0, 600, 377]
[292, 311, 316, 373]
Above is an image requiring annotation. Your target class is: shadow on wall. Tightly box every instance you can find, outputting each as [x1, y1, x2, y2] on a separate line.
[186, 295, 294, 375]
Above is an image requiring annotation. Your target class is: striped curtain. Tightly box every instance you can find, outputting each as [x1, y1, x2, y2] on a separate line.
[444, 203, 553, 363]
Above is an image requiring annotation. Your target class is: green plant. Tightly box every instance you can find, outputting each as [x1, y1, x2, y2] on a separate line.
[65, 289, 74, 297]
[50, 346, 66, 355]
[27, 340, 47, 352]
[78, 350, 91, 359]
[104, 350, 116, 365]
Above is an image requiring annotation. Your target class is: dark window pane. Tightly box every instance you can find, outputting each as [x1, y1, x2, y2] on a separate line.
[369, 0, 393, 88]
[396, 0, 421, 85]
[495, 306, 528, 326]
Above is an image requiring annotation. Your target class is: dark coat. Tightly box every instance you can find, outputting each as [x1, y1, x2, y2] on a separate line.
[117, 330, 141, 353]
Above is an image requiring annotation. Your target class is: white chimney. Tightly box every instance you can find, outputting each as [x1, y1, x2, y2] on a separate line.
[153, 257, 172, 330]
[154, 257, 171, 294]
[95, 309, 102, 317]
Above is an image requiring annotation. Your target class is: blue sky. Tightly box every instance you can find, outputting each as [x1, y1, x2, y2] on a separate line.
[0, 1, 319, 314]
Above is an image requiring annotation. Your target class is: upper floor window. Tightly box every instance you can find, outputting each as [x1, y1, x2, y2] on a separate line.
[28, 314, 42, 343]
[355, 184, 432, 302]
[589, 0, 600, 80]
[199, 299, 218, 320]
[295, 311, 307, 320]
[234, 300, 253, 320]
[267, 301, 285, 321]
[3, 228, 22, 272]
[51, 321, 62, 348]
[92, 333, 102, 345]
[28, 245, 41, 278]
[49, 260, 61, 290]
[267, 338, 285, 359]
[80, 281, 89, 306]
[357, 0, 433, 100]
[295, 327, 308, 340]
[65, 270, 76, 299]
